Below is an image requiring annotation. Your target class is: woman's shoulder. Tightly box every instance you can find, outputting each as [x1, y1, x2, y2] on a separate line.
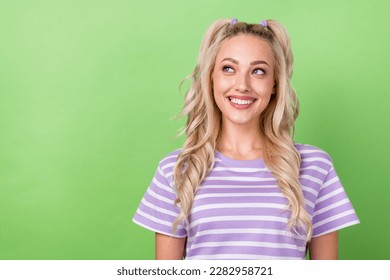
[157, 148, 182, 169]
[294, 142, 333, 163]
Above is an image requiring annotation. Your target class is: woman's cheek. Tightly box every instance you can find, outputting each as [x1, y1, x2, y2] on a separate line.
[213, 74, 233, 94]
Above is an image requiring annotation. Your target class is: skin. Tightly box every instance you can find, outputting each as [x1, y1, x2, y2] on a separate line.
[309, 232, 338, 259]
[155, 233, 186, 259]
[212, 35, 275, 160]
[155, 34, 338, 260]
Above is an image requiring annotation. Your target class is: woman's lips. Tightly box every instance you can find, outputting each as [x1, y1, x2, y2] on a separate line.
[228, 96, 256, 110]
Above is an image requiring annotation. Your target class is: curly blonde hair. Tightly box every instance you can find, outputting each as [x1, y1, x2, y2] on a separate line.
[173, 19, 312, 241]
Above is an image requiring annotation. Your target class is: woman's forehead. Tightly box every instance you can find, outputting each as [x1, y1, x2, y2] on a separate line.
[216, 34, 274, 66]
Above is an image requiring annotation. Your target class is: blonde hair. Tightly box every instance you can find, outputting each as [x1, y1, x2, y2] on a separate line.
[173, 19, 312, 241]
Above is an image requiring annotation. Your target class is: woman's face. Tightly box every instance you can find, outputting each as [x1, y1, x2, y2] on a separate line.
[212, 34, 275, 128]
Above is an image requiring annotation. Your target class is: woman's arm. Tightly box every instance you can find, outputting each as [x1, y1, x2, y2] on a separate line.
[155, 233, 186, 260]
[309, 231, 338, 260]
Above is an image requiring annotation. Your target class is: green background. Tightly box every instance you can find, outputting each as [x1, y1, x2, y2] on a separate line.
[0, 0, 389, 260]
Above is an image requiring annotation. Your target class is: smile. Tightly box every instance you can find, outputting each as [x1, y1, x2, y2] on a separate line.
[229, 97, 254, 105]
[227, 96, 256, 109]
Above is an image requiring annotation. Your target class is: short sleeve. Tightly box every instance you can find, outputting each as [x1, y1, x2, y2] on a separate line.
[312, 164, 360, 237]
[132, 161, 187, 238]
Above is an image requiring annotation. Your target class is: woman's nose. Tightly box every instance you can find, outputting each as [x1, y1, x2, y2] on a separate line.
[235, 73, 250, 92]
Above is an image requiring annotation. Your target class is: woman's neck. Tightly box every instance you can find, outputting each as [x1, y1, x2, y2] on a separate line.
[217, 121, 264, 160]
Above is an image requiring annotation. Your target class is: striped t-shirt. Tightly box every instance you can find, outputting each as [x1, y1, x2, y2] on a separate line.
[133, 143, 359, 260]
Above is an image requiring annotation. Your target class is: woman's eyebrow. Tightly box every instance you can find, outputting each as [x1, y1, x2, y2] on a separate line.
[250, 60, 269, 66]
[220, 57, 239, 64]
[220, 58, 269, 66]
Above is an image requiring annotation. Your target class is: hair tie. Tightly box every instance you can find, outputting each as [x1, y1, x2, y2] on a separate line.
[260, 20, 267, 28]
[230, 18, 238, 26]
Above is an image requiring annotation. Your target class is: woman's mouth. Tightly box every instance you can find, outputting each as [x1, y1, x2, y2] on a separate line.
[228, 96, 256, 109]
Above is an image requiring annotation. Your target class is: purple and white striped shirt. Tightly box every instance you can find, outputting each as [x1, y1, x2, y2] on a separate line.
[133, 143, 359, 259]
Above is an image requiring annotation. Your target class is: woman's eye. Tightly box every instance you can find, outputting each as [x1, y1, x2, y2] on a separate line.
[222, 66, 235, 73]
[253, 68, 265, 75]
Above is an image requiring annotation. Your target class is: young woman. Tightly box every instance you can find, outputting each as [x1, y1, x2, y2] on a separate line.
[133, 19, 359, 260]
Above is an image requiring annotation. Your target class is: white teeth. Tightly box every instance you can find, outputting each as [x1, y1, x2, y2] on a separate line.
[230, 98, 254, 105]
